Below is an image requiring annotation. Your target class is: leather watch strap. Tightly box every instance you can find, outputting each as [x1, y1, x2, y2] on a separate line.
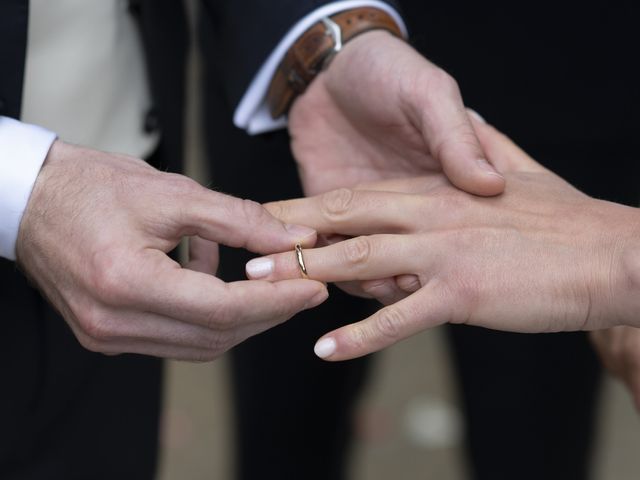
[267, 7, 403, 119]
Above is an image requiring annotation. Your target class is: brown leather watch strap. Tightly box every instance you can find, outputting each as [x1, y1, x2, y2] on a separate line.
[267, 7, 403, 119]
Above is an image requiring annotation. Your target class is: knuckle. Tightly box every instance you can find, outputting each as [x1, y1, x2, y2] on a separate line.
[374, 308, 403, 340]
[164, 173, 200, 195]
[76, 333, 105, 353]
[193, 350, 219, 363]
[81, 309, 118, 342]
[343, 237, 372, 268]
[90, 249, 130, 304]
[321, 188, 355, 220]
[205, 299, 235, 332]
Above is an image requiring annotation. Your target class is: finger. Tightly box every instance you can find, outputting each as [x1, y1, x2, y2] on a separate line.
[412, 76, 505, 196]
[332, 281, 376, 299]
[68, 318, 224, 361]
[98, 249, 328, 327]
[395, 274, 422, 294]
[185, 236, 219, 274]
[265, 189, 424, 237]
[313, 285, 449, 361]
[246, 235, 426, 283]
[94, 339, 225, 362]
[157, 274, 328, 328]
[360, 278, 411, 305]
[176, 187, 317, 254]
[107, 310, 239, 351]
[76, 308, 311, 362]
[467, 110, 548, 174]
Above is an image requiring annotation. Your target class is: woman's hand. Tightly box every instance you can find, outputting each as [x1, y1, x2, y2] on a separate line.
[246, 120, 640, 360]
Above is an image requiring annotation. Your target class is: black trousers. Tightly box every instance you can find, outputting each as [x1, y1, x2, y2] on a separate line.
[201, 39, 640, 480]
[0, 266, 162, 480]
[0, 154, 164, 480]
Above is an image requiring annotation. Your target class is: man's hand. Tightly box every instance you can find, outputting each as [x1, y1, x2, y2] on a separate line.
[289, 30, 505, 197]
[16, 141, 328, 361]
[247, 118, 640, 360]
[592, 327, 640, 411]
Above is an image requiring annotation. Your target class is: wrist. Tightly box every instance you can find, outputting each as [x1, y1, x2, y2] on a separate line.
[15, 140, 64, 267]
[267, 7, 404, 118]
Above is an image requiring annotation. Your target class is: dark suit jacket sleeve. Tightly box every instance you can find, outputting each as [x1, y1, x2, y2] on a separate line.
[0, 0, 29, 119]
[201, 0, 402, 109]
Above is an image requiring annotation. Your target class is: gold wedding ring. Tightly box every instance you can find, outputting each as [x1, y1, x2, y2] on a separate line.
[295, 244, 309, 279]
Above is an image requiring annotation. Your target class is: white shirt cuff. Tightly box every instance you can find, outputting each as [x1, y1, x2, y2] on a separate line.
[234, 0, 407, 135]
[0, 117, 57, 261]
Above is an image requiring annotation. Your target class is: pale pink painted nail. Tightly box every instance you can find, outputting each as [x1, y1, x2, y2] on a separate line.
[314, 337, 337, 359]
[245, 257, 274, 279]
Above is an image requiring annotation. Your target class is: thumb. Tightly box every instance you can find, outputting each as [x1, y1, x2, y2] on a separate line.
[416, 82, 505, 196]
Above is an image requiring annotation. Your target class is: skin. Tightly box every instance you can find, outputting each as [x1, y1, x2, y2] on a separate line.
[289, 30, 506, 198]
[12, 29, 501, 362]
[246, 118, 640, 361]
[16, 141, 328, 361]
[282, 29, 506, 298]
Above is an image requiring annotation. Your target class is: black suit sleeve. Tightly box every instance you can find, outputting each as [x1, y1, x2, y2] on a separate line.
[0, 0, 29, 119]
[200, 0, 402, 109]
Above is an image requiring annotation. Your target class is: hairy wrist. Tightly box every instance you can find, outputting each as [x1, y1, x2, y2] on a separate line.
[15, 141, 59, 259]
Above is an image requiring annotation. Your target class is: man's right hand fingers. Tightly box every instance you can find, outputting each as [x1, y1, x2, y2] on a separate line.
[85, 249, 328, 334]
[145, 260, 328, 329]
[168, 182, 317, 254]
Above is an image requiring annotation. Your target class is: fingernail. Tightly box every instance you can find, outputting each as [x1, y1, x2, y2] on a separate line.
[285, 223, 316, 240]
[306, 288, 329, 309]
[468, 108, 486, 124]
[477, 158, 504, 178]
[245, 257, 274, 279]
[314, 337, 336, 359]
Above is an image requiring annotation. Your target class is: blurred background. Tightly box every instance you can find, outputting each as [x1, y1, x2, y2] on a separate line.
[157, 330, 640, 480]
[155, 5, 640, 477]
[160, 329, 640, 480]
